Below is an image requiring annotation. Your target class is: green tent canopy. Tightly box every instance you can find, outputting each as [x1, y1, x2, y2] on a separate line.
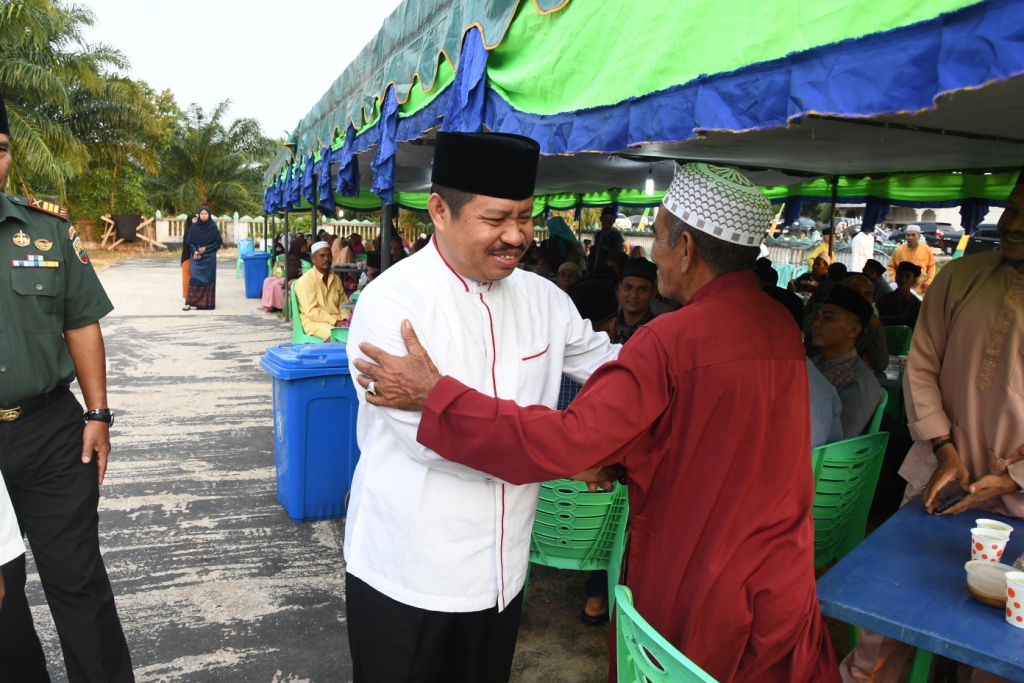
[266, 0, 1024, 220]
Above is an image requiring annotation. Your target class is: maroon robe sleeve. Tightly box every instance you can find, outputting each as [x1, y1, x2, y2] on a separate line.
[418, 327, 672, 485]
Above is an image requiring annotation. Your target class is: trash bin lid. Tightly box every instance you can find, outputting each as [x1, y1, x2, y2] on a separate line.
[242, 251, 271, 261]
[260, 342, 351, 380]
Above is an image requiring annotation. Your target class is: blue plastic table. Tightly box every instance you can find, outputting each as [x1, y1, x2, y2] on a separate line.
[817, 498, 1024, 682]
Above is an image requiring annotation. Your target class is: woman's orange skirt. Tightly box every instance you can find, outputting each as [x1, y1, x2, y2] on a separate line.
[181, 259, 191, 299]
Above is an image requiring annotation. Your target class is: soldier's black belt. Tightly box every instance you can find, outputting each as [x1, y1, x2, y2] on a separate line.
[0, 385, 71, 422]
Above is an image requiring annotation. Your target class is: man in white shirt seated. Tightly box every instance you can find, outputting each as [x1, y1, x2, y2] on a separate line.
[293, 241, 349, 341]
[342, 131, 618, 683]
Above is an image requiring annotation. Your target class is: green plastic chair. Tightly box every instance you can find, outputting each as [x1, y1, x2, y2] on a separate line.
[880, 326, 912, 423]
[882, 325, 913, 355]
[884, 385, 905, 423]
[290, 288, 325, 345]
[810, 431, 890, 569]
[269, 254, 285, 278]
[867, 389, 887, 434]
[811, 430, 928, 664]
[289, 287, 347, 344]
[525, 479, 629, 613]
[615, 585, 718, 683]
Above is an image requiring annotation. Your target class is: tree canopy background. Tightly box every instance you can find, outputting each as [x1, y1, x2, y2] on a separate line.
[0, 0, 278, 231]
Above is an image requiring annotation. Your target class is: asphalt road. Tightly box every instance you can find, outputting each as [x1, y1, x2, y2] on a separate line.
[28, 258, 349, 683]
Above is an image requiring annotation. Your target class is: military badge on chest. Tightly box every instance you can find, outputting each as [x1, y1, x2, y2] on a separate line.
[13, 229, 30, 247]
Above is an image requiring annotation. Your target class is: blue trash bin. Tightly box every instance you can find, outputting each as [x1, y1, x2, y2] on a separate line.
[237, 237, 255, 254]
[260, 343, 360, 522]
[242, 252, 271, 298]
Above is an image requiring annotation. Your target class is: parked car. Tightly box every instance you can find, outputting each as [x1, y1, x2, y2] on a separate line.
[964, 222, 1001, 255]
[886, 222, 964, 254]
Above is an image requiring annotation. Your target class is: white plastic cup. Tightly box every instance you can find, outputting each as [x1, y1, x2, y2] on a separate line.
[972, 525, 1011, 542]
[977, 519, 1014, 536]
[1006, 572, 1024, 628]
[972, 528, 1009, 562]
[898, 355, 908, 375]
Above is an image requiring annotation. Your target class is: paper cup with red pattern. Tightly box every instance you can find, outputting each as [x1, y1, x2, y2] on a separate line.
[1006, 572, 1024, 628]
[977, 519, 1014, 537]
[971, 528, 1009, 562]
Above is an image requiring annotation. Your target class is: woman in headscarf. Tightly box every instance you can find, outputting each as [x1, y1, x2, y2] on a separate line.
[348, 232, 366, 255]
[546, 216, 587, 272]
[331, 235, 360, 296]
[332, 234, 352, 265]
[261, 236, 308, 311]
[180, 214, 197, 302]
[183, 206, 223, 311]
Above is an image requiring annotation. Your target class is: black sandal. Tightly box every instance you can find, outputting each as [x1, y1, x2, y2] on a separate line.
[579, 609, 609, 626]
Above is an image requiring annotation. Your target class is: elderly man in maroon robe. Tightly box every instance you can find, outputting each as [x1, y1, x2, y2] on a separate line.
[354, 163, 840, 683]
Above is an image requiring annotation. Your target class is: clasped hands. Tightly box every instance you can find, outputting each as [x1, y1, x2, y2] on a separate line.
[353, 320, 622, 492]
[922, 442, 1019, 515]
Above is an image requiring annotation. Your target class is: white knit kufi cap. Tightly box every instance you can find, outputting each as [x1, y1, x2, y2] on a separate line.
[662, 163, 774, 247]
[310, 240, 330, 253]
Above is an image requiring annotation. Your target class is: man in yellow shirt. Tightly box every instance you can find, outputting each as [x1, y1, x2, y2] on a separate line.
[294, 241, 350, 340]
[806, 227, 833, 269]
[887, 224, 936, 294]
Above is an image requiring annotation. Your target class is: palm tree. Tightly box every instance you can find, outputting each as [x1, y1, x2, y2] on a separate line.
[0, 0, 153, 200]
[152, 101, 276, 216]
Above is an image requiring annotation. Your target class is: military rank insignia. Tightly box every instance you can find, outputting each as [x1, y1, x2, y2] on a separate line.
[13, 230, 30, 247]
[12, 254, 59, 268]
[27, 196, 69, 220]
[68, 225, 88, 264]
[34, 238, 52, 251]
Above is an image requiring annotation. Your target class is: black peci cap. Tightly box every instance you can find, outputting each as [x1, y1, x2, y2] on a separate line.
[896, 261, 922, 277]
[763, 286, 805, 330]
[824, 285, 873, 328]
[619, 258, 658, 286]
[431, 131, 540, 201]
[365, 251, 381, 270]
[568, 277, 618, 325]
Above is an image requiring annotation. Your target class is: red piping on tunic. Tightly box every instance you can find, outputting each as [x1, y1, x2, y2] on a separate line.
[500, 484, 507, 608]
[433, 238, 468, 293]
[478, 290, 505, 607]
[522, 344, 550, 361]
[479, 294, 498, 396]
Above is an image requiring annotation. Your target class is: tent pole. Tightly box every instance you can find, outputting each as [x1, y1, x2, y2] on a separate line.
[828, 176, 838, 259]
[284, 210, 291, 321]
[380, 202, 394, 271]
[312, 173, 319, 239]
[262, 214, 268, 252]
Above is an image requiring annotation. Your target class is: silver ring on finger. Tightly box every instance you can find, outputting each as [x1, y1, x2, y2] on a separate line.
[367, 381, 377, 395]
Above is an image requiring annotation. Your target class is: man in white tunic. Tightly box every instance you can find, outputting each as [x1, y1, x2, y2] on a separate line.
[0, 469, 26, 609]
[850, 226, 875, 274]
[342, 131, 619, 682]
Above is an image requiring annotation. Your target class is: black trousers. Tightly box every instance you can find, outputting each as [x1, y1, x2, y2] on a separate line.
[0, 390, 134, 683]
[346, 571, 523, 683]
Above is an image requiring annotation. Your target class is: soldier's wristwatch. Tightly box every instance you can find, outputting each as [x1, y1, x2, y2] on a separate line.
[83, 408, 114, 427]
